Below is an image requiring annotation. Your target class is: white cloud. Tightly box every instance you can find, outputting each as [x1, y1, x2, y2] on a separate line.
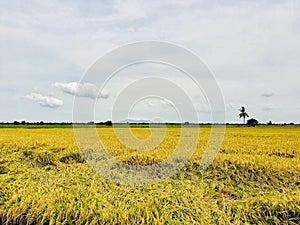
[263, 106, 273, 111]
[53, 82, 109, 99]
[160, 98, 174, 107]
[53, 82, 79, 95]
[24, 93, 63, 108]
[225, 102, 237, 111]
[261, 93, 274, 98]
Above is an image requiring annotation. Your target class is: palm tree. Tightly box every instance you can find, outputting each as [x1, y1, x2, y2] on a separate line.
[239, 106, 249, 124]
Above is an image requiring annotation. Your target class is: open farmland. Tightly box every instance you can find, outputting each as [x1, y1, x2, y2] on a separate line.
[0, 126, 299, 224]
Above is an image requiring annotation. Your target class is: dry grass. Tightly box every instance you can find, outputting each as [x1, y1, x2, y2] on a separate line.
[0, 126, 299, 224]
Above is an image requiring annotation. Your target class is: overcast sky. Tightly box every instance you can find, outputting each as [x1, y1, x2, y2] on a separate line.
[0, 0, 299, 123]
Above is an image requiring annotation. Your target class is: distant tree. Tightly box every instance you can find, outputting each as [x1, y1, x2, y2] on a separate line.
[246, 118, 258, 127]
[105, 120, 112, 126]
[21, 120, 26, 125]
[239, 106, 249, 124]
[267, 121, 272, 125]
[13, 121, 20, 125]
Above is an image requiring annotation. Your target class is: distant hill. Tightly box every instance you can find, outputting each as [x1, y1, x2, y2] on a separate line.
[118, 119, 152, 124]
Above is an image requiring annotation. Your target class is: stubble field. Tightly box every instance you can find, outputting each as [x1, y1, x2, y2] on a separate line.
[0, 126, 299, 224]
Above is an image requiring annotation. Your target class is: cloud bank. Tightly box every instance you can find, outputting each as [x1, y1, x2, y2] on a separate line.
[1, 0, 299, 122]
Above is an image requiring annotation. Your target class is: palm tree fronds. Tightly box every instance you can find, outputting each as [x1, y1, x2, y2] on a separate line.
[239, 106, 249, 124]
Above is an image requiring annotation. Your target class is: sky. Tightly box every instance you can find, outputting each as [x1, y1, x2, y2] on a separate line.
[0, 0, 299, 123]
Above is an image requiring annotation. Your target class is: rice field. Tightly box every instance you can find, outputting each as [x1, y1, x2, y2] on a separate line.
[0, 126, 299, 224]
